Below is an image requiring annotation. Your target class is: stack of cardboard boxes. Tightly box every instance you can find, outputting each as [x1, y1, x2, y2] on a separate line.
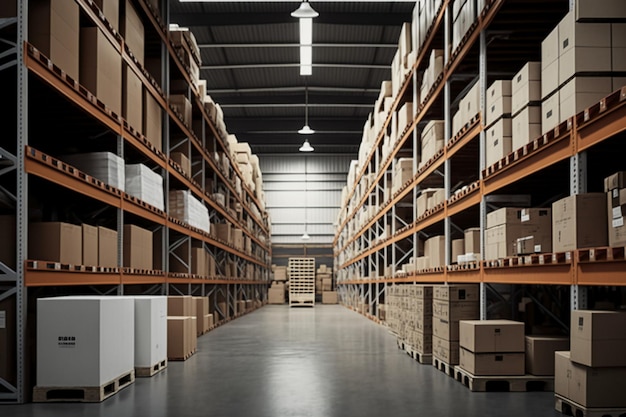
[420, 50, 444, 102]
[392, 158, 414, 195]
[167, 296, 197, 361]
[193, 296, 213, 336]
[268, 265, 288, 304]
[541, 6, 626, 135]
[458, 320, 526, 376]
[432, 284, 480, 367]
[511, 62, 542, 151]
[125, 163, 164, 211]
[605, 172, 626, 247]
[317, 264, 337, 304]
[409, 285, 434, 357]
[484, 207, 552, 260]
[452, 81, 480, 138]
[552, 194, 607, 253]
[555, 310, 626, 410]
[420, 120, 444, 168]
[168, 190, 211, 233]
[485, 81, 512, 167]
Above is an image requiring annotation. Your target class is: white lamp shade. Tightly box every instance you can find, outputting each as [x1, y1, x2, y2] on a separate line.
[301, 231, 311, 240]
[298, 125, 315, 134]
[299, 139, 314, 152]
[291, 2, 319, 19]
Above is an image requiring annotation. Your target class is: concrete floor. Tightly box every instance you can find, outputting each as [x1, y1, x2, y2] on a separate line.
[4, 305, 561, 417]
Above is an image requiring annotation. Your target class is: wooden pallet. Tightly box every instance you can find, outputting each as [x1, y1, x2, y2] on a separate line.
[432, 357, 455, 377]
[289, 300, 315, 307]
[33, 370, 135, 403]
[168, 348, 196, 362]
[135, 359, 168, 378]
[555, 395, 626, 417]
[454, 366, 554, 392]
[405, 346, 432, 365]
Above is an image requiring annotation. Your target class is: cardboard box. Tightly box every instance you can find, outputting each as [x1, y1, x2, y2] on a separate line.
[552, 194, 607, 252]
[123, 224, 153, 270]
[121, 0, 144, 65]
[542, 90, 560, 134]
[80, 27, 122, 116]
[605, 171, 626, 192]
[29, 0, 80, 80]
[421, 120, 444, 162]
[171, 152, 191, 177]
[512, 62, 541, 115]
[214, 223, 231, 244]
[434, 284, 479, 301]
[134, 296, 167, 369]
[0, 215, 16, 270]
[525, 335, 569, 375]
[143, 90, 162, 151]
[432, 335, 460, 364]
[167, 316, 190, 360]
[485, 117, 512, 167]
[0, 295, 16, 385]
[82, 224, 98, 266]
[433, 300, 480, 323]
[167, 296, 193, 317]
[29, 222, 82, 265]
[268, 288, 285, 304]
[559, 77, 613, 123]
[541, 26, 559, 98]
[414, 331, 432, 354]
[98, 226, 117, 268]
[63, 152, 125, 191]
[93, 0, 119, 31]
[512, 105, 541, 150]
[322, 291, 338, 304]
[459, 320, 525, 353]
[464, 228, 480, 254]
[451, 239, 464, 264]
[485, 80, 512, 127]
[576, 0, 626, 20]
[570, 310, 626, 367]
[608, 189, 626, 247]
[487, 207, 551, 229]
[424, 235, 445, 268]
[169, 95, 192, 126]
[37, 296, 134, 387]
[459, 348, 525, 376]
[613, 24, 626, 71]
[555, 351, 626, 408]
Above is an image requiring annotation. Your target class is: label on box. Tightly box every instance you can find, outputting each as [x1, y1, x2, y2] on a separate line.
[534, 244, 542, 252]
[614, 189, 620, 198]
[57, 336, 77, 348]
[0, 311, 5, 328]
[521, 209, 530, 222]
[614, 217, 624, 228]
[614, 206, 623, 219]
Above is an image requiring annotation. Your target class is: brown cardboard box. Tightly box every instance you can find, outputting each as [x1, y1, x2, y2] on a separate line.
[29, 0, 80, 80]
[143, 90, 162, 151]
[322, 291, 338, 304]
[29, 222, 82, 265]
[232, 228, 244, 251]
[274, 266, 287, 281]
[434, 284, 480, 301]
[576, 0, 626, 20]
[608, 189, 626, 247]
[123, 65, 143, 133]
[214, 223, 231, 244]
[570, 310, 626, 367]
[81, 224, 98, 266]
[0, 215, 16, 270]
[452, 239, 464, 264]
[541, 26, 559, 98]
[541, 90, 560, 134]
[194, 296, 209, 317]
[459, 320, 525, 353]
[424, 236, 445, 268]
[464, 228, 480, 254]
[433, 317, 460, 341]
[512, 62, 541, 115]
[171, 152, 191, 177]
[605, 171, 626, 192]
[167, 316, 189, 360]
[168, 296, 193, 317]
[80, 27, 122, 116]
[555, 350, 626, 408]
[459, 348, 525, 376]
[188, 316, 197, 352]
[512, 105, 541, 151]
[559, 77, 612, 123]
[268, 288, 285, 304]
[433, 300, 480, 322]
[191, 247, 208, 276]
[414, 331, 432, 354]
[525, 335, 569, 375]
[94, 0, 119, 31]
[322, 278, 332, 291]
[97, 226, 117, 267]
[123, 224, 152, 270]
[432, 335, 460, 364]
[206, 313, 214, 330]
[121, 0, 144, 65]
[0, 295, 16, 385]
[169, 95, 192, 126]
[202, 314, 210, 333]
[485, 117, 512, 167]
[552, 194, 607, 252]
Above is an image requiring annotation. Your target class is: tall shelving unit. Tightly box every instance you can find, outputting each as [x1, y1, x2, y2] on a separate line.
[334, 0, 626, 323]
[0, 0, 271, 403]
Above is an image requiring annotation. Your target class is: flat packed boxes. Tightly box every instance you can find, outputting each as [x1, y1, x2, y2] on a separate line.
[125, 164, 164, 211]
[169, 190, 210, 233]
[35, 296, 135, 402]
[63, 152, 125, 191]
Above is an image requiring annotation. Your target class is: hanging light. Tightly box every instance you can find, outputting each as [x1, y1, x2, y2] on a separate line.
[301, 154, 311, 240]
[292, 1, 318, 76]
[291, 1, 319, 19]
[298, 84, 315, 134]
[299, 139, 314, 152]
[301, 231, 311, 240]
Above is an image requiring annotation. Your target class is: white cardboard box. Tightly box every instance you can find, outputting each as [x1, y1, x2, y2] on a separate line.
[541, 26, 560, 99]
[512, 105, 541, 151]
[542, 90, 560, 134]
[134, 296, 167, 369]
[485, 117, 512, 167]
[512, 62, 541, 116]
[486, 80, 512, 127]
[37, 296, 134, 387]
[559, 77, 612, 123]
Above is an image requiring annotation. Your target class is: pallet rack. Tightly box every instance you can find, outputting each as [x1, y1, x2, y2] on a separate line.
[0, 0, 271, 403]
[288, 258, 316, 307]
[334, 0, 626, 323]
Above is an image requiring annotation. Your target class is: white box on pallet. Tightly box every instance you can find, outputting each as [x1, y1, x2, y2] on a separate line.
[133, 296, 167, 369]
[63, 152, 125, 191]
[37, 296, 134, 387]
[125, 164, 164, 210]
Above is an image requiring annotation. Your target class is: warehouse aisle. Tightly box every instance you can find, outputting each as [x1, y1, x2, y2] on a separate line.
[5, 305, 559, 417]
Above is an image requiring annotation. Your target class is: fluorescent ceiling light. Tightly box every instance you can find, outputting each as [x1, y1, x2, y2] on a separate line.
[300, 65, 313, 76]
[300, 17, 313, 45]
[300, 45, 312, 66]
[299, 139, 314, 152]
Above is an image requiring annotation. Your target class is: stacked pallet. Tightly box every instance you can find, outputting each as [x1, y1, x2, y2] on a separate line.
[288, 258, 315, 307]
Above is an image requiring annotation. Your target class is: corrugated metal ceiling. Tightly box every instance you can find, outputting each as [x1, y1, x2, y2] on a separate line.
[170, 0, 415, 155]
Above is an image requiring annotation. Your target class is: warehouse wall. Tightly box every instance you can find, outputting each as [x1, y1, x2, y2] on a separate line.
[259, 154, 354, 266]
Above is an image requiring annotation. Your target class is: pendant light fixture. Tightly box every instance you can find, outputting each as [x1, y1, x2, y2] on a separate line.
[292, 0, 318, 76]
[298, 84, 315, 135]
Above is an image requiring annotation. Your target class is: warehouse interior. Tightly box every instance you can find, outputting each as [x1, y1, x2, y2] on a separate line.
[1, 0, 626, 415]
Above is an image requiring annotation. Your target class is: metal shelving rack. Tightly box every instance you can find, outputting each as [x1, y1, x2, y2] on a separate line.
[0, 0, 271, 403]
[334, 0, 626, 321]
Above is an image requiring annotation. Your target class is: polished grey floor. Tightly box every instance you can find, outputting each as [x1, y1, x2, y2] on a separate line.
[4, 305, 561, 416]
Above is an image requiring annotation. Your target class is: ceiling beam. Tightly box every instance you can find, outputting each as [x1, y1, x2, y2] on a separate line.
[200, 63, 390, 70]
[170, 12, 412, 27]
[198, 43, 398, 49]
[214, 94, 376, 105]
[223, 117, 365, 131]
[218, 103, 373, 108]
[207, 86, 381, 94]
